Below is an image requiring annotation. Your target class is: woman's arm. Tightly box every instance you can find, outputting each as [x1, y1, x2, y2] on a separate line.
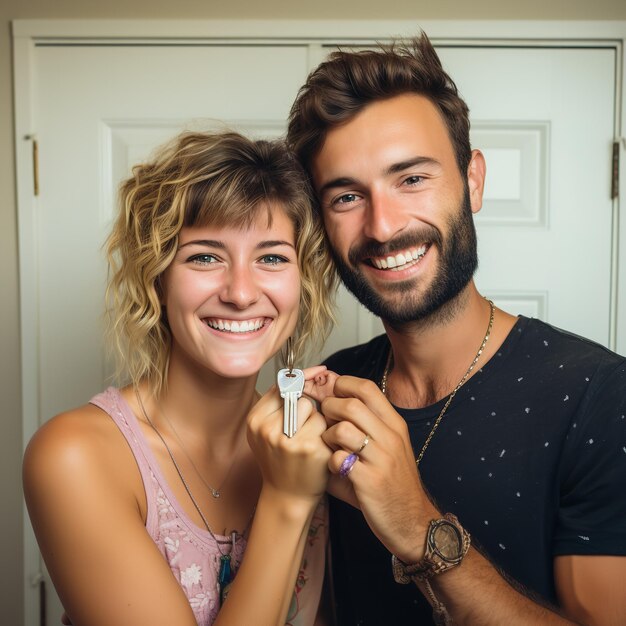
[211, 373, 331, 626]
[23, 406, 199, 626]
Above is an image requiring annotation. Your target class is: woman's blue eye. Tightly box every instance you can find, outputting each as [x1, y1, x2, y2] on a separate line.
[260, 254, 288, 265]
[188, 254, 218, 266]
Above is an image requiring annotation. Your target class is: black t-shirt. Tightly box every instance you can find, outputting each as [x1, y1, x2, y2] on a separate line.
[324, 316, 626, 625]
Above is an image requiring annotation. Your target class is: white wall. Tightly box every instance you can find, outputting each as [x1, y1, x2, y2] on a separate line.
[3, 1, 626, 624]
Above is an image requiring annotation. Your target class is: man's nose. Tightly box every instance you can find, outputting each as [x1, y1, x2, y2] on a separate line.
[220, 265, 261, 309]
[362, 190, 409, 242]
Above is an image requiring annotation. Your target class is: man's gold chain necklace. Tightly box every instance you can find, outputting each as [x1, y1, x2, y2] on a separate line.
[379, 299, 495, 467]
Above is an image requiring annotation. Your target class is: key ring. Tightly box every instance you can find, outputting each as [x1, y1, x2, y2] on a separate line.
[285, 337, 295, 375]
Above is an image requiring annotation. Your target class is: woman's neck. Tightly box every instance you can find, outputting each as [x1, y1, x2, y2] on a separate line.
[145, 352, 260, 451]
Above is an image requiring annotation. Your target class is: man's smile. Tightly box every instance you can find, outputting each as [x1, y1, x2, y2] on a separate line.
[368, 244, 429, 271]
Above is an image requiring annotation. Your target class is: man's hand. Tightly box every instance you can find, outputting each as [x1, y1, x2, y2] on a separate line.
[320, 375, 439, 563]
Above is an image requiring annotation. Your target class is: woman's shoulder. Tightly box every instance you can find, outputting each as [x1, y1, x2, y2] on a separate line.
[23, 395, 141, 504]
[26, 400, 116, 458]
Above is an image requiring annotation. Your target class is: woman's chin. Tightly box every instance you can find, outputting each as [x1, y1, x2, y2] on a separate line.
[211, 356, 271, 381]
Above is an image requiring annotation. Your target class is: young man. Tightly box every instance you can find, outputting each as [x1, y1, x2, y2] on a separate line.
[287, 34, 626, 625]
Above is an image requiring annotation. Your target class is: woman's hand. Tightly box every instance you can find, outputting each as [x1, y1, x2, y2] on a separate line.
[246, 366, 335, 503]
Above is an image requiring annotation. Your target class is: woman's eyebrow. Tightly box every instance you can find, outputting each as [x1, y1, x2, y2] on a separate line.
[256, 240, 295, 250]
[177, 239, 295, 250]
[178, 239, 224, 250]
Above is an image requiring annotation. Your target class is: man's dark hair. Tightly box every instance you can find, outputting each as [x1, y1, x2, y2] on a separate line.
[287, 32, 471, 177]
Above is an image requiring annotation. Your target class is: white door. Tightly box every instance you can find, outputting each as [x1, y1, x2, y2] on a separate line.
[22, 40, 616, 625]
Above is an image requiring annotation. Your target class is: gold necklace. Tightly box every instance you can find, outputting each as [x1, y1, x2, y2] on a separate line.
[135, 389, 253, 604]
[380, 299, 495, 466]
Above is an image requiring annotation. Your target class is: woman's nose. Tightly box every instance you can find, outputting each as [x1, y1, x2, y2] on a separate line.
[219, 265, 261, 309]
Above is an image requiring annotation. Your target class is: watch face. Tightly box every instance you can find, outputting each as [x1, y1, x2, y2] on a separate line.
[430, 521, 463, 562]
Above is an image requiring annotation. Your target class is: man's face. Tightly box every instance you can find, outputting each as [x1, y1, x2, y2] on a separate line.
[311, 93, 480, 325]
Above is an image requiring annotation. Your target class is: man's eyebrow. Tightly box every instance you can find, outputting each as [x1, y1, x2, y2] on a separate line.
[318, 157, 442, 195]
[385, 156, 442, 175]
[317, 177, 358, 196]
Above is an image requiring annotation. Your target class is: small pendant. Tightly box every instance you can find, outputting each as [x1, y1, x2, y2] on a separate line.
[210, 488, 221, 498]
[218, 554, 232, 604]
[218, 554, 232, 585]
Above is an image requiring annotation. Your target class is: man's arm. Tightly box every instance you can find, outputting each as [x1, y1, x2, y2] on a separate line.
[321, 376, 626, 626]
[555, 556, 626, 626]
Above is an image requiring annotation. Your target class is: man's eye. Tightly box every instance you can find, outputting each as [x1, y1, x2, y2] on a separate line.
[188, 254, 218, 266]
[403, 175, 424, 186]
[259, 254, 288, 266]
[333, 193, 360, 206]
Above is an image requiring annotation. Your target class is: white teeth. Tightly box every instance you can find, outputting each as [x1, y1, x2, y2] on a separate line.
[371, 246, 428, 271]
[206, 318, 265, 334]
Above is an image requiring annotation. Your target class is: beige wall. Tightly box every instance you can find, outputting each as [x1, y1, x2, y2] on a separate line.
[3, 0, 626, 623]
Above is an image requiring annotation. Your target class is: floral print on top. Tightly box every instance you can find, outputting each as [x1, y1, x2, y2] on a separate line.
[91, 387, 327, 626]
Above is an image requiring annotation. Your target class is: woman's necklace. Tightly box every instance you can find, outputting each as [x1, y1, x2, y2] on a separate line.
[380, 299, 495, 467]
[159, 406, 243, 499]
[135, 389, 252, 604]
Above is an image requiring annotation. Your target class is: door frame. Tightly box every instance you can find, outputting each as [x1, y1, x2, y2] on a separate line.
[12, 19, 626, 625]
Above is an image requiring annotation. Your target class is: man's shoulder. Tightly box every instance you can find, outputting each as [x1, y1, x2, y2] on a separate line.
[522, 317, 625, 367]
[513, 317, 626, 397]
[323, 334, 389, 379]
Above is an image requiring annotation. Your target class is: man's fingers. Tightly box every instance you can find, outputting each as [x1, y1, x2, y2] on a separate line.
[321, 395, 387, 445]
[321, 420, 370, 456]
[331, 375, 400, 424]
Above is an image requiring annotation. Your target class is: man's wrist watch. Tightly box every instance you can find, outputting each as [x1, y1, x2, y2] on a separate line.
[392, 513, 471, 584]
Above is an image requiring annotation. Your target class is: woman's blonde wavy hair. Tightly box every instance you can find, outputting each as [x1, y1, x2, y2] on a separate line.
[106, 131, 336, 394]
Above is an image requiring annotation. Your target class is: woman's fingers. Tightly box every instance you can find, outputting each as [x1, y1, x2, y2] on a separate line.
[304, 370, 338, 404]
[302, 365, 328, 380]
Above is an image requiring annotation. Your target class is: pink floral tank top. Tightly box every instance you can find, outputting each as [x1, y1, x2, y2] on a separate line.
[91, 387, 327, 626]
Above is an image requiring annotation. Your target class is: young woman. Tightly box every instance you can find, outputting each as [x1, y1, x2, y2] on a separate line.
[23, 132, 337, 626]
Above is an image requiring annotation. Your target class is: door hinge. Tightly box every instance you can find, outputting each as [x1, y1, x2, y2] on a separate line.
[24, 134, 39, 196]
[612, 140, 620, 200]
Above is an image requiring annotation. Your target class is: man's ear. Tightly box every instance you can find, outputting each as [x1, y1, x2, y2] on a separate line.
[467, 149, 486, 215]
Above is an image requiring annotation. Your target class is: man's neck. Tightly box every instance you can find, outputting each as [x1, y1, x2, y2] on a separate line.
[382, 285, 517, 409]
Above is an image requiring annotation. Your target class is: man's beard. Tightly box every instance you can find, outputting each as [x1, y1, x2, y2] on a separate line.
[330, 189, 478, 326]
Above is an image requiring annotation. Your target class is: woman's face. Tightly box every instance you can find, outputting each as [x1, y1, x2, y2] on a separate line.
[161, 205, 301, 380]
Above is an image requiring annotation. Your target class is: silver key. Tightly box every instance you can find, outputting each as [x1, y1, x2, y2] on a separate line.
[277, 368, 305, 437]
